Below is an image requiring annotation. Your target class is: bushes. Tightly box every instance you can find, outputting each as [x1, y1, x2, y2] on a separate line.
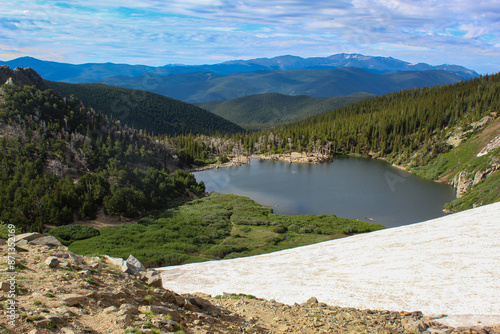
[204, 245, 248, 259]
[48, 225, 100, 245]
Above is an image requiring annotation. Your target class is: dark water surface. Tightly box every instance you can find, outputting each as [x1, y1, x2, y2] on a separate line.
[194, 157, 457, 228]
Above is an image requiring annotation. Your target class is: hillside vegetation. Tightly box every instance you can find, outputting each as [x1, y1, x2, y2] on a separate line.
[46, 81, 244, 136]
[197, 93, 371, 130]
[0, 83, 205, 232]
[69, 193, 384, 267]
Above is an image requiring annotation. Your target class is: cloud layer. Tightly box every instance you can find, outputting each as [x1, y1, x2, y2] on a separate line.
[1, 0, 499, 73]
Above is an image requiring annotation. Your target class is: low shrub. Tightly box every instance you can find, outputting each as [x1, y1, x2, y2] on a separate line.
[48, 225, 100, 245]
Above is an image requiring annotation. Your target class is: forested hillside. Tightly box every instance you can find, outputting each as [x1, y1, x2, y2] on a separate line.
[175, 74, 500, 211]
[197, 93, 371, 130]
[46, 81, 244, 136]
[0, 83, 205, 232]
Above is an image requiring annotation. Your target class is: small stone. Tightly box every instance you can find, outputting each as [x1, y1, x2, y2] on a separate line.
[146, 275, 162, 288]
[0, 282, 11, 292]
[67, 252, 84, 265]
[118, 303, 138, 315]
[46, 314, 64, 323]
[115, 314, 131, 326]
[174, 295, 185, 307]
[304, 297, 319, 305]
[89, 262, 102, 271]
[45, 256, 59, 268]
[28, 330, 39, 334]
[61, 293, 86, 306]
[103, 306, 118, 313]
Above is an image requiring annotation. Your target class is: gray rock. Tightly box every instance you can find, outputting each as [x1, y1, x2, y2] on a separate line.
[125, 254, 146, 274]
[67, 252, 84, 265]
[16, 239, 29, 246]
[45, 256, 59, 268]
[0, 239, 6, 245]
[30, 235, 63, 247]
[13, 232, 43, 243]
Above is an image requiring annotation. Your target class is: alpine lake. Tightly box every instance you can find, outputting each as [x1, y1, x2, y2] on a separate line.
[194, 157, 457, 228]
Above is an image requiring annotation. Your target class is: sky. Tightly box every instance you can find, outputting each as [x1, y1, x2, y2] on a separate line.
[1, 0, 499, 74]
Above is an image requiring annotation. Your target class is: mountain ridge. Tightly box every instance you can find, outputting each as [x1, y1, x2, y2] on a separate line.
[0, 54, 478, 83]
[100, 67, 466, 103]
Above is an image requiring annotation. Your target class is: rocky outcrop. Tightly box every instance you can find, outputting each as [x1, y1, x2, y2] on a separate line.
[477, 134, 500, 157]
[0, 65, 47, 90]
[258, 152, 330, 164]
[451, 162, 500, 198]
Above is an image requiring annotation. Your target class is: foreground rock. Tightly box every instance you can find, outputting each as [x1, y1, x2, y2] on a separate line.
[0, 242, 267, 333]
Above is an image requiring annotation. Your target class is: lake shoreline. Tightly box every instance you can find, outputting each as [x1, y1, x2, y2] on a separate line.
[189, 152, 417, 178]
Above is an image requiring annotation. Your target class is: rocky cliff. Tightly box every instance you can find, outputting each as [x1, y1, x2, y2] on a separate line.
[0, 66, 47, 90]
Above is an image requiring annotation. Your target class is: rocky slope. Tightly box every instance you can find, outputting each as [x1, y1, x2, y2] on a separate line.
[0, 66, 47, 90]
[1, 230, 499, 333]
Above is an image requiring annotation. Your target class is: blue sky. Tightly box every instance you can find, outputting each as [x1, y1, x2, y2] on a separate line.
[1, 0, 499, 74]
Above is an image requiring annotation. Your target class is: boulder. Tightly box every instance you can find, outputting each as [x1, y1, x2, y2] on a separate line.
[45, 256, 59, 268]
[13, 232, 43, 243]
[105, 255, 125, 268]
[29, 236, 63, 247]
[125, 254, 145, 274]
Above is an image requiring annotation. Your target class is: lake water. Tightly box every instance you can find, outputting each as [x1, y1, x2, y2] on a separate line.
[194, 157, 457, 228]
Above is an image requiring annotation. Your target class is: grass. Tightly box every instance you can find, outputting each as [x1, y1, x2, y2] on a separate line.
[408, 122, 500, 212]
[69, 193, 384, 267]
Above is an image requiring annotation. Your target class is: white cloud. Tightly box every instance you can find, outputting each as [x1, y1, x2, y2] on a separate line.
[0, 0, 498, 73]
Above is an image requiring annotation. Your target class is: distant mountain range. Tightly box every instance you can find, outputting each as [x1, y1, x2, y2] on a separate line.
[100, 67, 467, 103]
[197, 93, 373, 130]
[1, 54, 479, 103]
[0, 54, 478, 82]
